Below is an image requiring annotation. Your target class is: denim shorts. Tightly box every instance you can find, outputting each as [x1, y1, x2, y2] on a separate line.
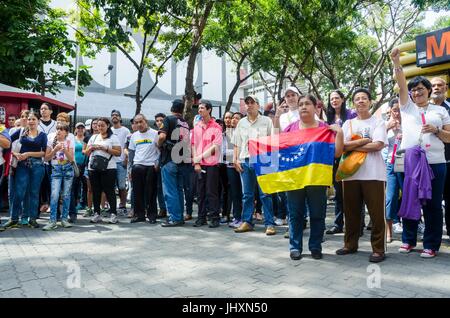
[116, 162, 127, 190]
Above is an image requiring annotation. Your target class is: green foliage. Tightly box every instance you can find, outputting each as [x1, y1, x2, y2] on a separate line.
[0, 0, 92, 95]
[410, 0, 450, 10]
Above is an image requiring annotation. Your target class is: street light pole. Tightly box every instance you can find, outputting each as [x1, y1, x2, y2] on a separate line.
[73, 44, 80, 129]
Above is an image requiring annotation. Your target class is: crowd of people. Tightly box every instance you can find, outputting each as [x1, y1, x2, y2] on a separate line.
[0, 49, 449, 263]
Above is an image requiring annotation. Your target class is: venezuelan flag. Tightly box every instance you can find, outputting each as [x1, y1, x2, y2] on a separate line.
[249, 126, 335, 194]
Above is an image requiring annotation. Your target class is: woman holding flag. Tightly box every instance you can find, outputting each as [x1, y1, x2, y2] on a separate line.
[283, 94, 344, 260]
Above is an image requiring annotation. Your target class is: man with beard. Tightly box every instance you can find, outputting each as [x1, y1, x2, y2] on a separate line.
[111, 110, 131, 216]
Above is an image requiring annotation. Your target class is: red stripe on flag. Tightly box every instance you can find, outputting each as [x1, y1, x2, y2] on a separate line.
[249, 126, 335, 156]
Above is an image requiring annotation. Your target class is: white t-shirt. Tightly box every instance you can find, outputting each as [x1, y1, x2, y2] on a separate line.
[400, 97, 450, 164]
[47, 135, 74, 166]
[47, 132, 75, 164]
[342, 116, 387, 181]
[38, 120, 57, 135]
[112, 126, 131, 162]
[129, 129, 160, 166]
[385, 126, 402, 163]
[87, 134, 121, 170]
[279, 110, 299, 131]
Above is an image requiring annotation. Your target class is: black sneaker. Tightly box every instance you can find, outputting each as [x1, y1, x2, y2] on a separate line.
[290, 250, 302, 260]
[130, 217, 146, 223]
[193, 219, 207, 227]
[311, 250, 323, 260]
[28, 219, 40, 229]
[161, 220, 184, 227]
[3, 219, 20, 229]
[208, 219, 220, 228]
[148, 219, 157, 224]
[326, 226, 343, 235]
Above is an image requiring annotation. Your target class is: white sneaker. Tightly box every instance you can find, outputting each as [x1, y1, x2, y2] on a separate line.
[108, 214, 119, 224]
[60, 219, 72, 228]
[90, 214, 102, 223]
[274, 218, 284, 226]
[393, 222, 403, 234]
[418, 223, 425, 235]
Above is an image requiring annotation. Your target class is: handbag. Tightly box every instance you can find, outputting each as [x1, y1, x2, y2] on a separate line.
[393, 153, 405, 173]
[336, 120, 368, 181]
[89, 134, 113, 172]
[90, 155, 112, 172]
[71, 162, 80, 177]
[10, 128, 25, 169]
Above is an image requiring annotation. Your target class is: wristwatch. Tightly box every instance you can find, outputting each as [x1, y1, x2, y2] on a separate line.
[435, 127, 440, 135]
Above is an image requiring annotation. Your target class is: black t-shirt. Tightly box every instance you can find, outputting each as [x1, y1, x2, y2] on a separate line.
[158, 114, 190, 165]
[83, 133, 92, 145]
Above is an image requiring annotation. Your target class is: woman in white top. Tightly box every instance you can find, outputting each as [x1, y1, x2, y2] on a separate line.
[391, 48, 450, 258]
[336, 88, 387, 263]
[85, 117, 121, 224]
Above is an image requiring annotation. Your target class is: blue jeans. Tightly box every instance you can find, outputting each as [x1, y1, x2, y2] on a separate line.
[273, 192, 288, 219]
[402, 163, 446, 251]
[240, 160, 274, 226]
[287, 186, 327, 253]
[332, 159, 344, 230]
[161, 161, 185, 222]
[385, 163, 404, 222]
[11, 158, 45, 221]
[156, 170, 166, 211]
[50, 164, 74, 222]
[227, 167, 242, 220]
[182, 164, 194, 216]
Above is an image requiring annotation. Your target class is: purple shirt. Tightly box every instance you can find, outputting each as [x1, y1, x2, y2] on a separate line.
[398, 146, 433, 220]
[330, 109, 357, 127]
[283, 120, 327, 133]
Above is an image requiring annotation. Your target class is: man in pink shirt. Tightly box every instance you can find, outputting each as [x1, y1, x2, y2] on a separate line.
[191, 100, 223, 228]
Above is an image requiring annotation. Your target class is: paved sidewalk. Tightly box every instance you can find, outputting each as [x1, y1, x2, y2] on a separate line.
[0, 207, 449, 298]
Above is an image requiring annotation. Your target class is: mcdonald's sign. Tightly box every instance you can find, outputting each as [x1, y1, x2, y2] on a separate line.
[416, 26, 450, 67]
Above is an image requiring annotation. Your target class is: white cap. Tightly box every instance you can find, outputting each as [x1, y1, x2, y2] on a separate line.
[284, 86, 301, 96]
[85, 119, 92, 130]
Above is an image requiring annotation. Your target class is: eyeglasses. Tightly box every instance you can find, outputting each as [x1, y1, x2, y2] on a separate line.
[411, 87, 426, 94]
[40, 108, 49, 111]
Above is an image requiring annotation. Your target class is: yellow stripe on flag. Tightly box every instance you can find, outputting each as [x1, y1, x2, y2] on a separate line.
[257, 163, 333, 194]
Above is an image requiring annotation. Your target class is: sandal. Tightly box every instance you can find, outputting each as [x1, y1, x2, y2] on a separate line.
[369, 252, 385, 263]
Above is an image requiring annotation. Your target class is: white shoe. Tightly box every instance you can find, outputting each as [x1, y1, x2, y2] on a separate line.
[90, 214, 102, 223]
[60, 219, 72, 228]
[393, 222, 403, 234]
[274, 218, 284, 226]
[108, 214, 119, 224]
[418, 223, 425, 235]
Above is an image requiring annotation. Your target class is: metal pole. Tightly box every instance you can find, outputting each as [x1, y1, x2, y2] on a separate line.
[73, 44, 80, 129]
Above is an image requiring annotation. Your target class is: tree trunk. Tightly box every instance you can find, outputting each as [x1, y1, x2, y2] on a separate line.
[39, 64, 45, 96]
[135, 68, 144, 115]
[183, 1, 214, 127]
[184, 45, 198, 127]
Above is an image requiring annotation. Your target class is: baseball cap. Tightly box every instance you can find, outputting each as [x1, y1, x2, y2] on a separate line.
[75, 122, 85, 128]
[244, 94, 260, 105]
[284, 86, 301, 96]
[111, 109, 122, 117]
[84, 119, 92, 130]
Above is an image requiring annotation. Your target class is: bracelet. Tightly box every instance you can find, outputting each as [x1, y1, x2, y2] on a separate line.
[394, 66, 403, 72]
[435, 127, 440, 135]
